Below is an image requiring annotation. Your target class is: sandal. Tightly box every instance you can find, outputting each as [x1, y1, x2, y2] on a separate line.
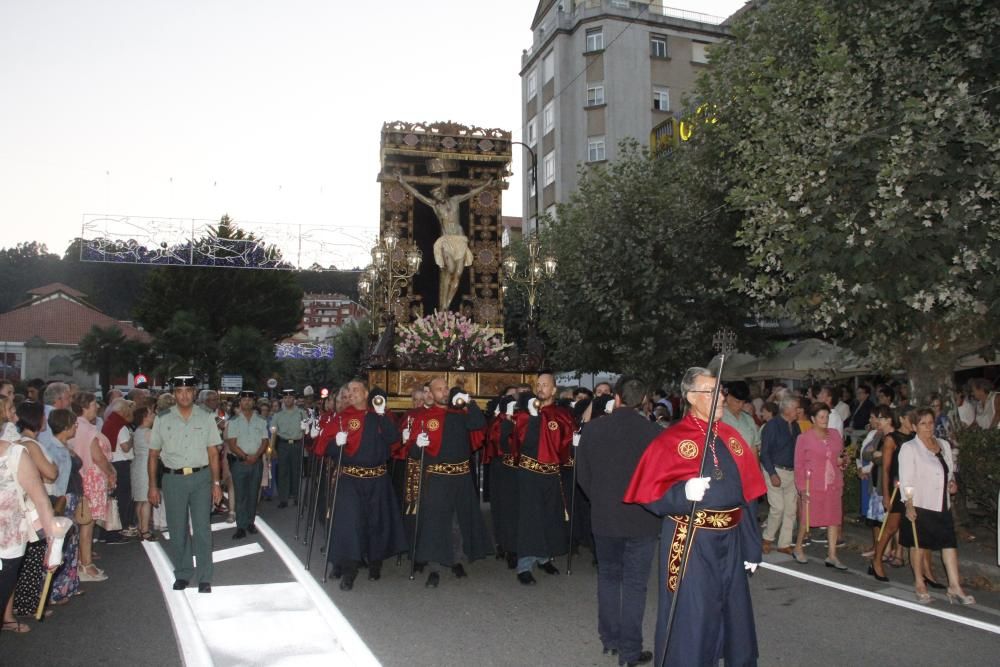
[141, 531, 158, 542]
[2, 620, 30, 633]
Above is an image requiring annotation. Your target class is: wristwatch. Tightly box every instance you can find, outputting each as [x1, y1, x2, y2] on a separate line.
[213, 481, 221, 486]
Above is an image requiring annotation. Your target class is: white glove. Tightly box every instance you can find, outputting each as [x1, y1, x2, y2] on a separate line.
[373, 400, 386, 415]
[300, 418, 311, 432]
[416, 433, 430, 448]
[452, 392, 471, 407]
[402, 428, 411, 443]
[744, 561, 758, 574]
[335, 432, 348, 447]
[604, 400, 614, 415]
[684, 477, 711, 502]
[309, 423, 320, 438]
[572, 432, 581, 448]
[506, 402, 516, 417]
[528, 399, 539, 417]
[494, 405, 500, 416]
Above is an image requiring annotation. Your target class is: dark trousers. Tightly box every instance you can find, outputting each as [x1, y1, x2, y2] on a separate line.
[231, 460, 263, 529]
[0, 555, 24, 616]
[593, 534, 657, 664]
[276, 439, 303, 502]
[112, 460, 135, 530]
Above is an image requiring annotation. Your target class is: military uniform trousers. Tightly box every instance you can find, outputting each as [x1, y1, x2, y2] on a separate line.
[231, 459, 263, 529]
[276, 437, 303, 502]
[162, 466, 214, 584]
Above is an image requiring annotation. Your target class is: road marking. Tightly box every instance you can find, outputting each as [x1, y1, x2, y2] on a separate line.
[143, 519, 380, 666]
[161, 521, 235, 541]
[760, 562, 1000, 636]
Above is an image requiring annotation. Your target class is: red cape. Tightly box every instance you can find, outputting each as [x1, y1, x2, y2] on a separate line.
[624, 414, 765, 504]
[512, 404, 576, 465]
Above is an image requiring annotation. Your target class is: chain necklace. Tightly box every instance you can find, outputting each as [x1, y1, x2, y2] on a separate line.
[689, 414, 724, 480]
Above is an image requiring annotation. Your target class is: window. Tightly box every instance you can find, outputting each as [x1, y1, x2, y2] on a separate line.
[650, 35, 667, 59]
[588, 136, 606, 162]
[527, 116, 537, 147]
[543, 101, 554, 133]
[585, 28, 604, 52]
[543, 51, 555, 82]
[611, 0, 630, 7]
[653, 86, 670, 111]
[527, 69, 537, 99]
[692, 42, 710, 64]
[543, 151, 555, 186]
[586, 83, 605, 106]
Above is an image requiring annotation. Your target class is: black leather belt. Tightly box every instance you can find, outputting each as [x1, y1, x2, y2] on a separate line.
[163, 465, 207, 475]
[774, 465, 794, 471]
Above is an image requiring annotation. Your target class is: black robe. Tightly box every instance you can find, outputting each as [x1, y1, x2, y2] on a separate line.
[325, 413, 408, 567]
[489, 418, 519, 554]
[409, 404, 492, 566]
[516, 416, 570, 559]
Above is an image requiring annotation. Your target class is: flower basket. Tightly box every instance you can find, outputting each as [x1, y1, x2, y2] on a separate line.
[394, 311, 509, 370]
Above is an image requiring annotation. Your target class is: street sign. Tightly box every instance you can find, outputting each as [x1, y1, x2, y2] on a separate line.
[266, 378, 278, 389]
[134, 373, 148, 386]
[221, 375, 243, 392]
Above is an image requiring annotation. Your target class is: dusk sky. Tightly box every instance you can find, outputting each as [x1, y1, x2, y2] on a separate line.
[0, 1, 746, 269]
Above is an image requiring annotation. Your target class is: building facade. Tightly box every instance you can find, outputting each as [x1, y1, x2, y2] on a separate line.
[300, 292, 367, 341]
[520, 0, 733, 232]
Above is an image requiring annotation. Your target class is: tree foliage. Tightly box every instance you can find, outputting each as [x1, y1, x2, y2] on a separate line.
[696, 0, 1000, 399]
[74, 325, 149, 398]
[537, 140, 763, 383]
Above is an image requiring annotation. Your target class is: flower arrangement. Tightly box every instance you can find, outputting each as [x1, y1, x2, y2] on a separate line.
[395, 310, 508, 369]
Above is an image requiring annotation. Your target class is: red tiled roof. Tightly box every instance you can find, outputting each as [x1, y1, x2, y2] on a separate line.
[502, 215, 522, 229]
[0, 297, 150, 346]
[27, 283, 88, 299]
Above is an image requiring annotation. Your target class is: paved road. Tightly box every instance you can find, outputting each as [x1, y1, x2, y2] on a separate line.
[4, 498, 998, 666]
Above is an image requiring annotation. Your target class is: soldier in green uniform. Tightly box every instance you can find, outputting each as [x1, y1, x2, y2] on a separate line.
[148, 376, 223, 593]
[225, 390, 269, 539]
[272, 388, 307, 508]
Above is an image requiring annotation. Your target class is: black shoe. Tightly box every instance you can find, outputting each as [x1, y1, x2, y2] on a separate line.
[339, 573, 356, 591]
[451, 563, 467, 578]
[198, 583, 212, 594]
[505, 552, 517, 569]
[517, 571, 536, 585]
[331, 565, 342, 580]
[868, 565, 889, 582]
[425, 572, 440, 588]
[368, 565, 382, 581]
[278, 501, 288, 509]
[925, 578, 946, 590]
[246, 524, 258, 535]
[602, 647, 618, 656]
[232, 528, 247, 540]
[172, 579, 188, 590]
[624, 650, 653, 666]
[539, 560, 560, 575]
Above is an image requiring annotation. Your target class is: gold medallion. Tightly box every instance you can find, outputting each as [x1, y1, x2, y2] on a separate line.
[348, 418, 361, 431]
[426, 418, 441, 431]
[728, 437, 744, 457]
[547, 420, 559, 431]
[677, 439, 698, 460]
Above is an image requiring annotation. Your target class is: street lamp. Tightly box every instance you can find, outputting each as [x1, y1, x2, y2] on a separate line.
[511, 140, 539, 237]
[360, 232, 422, 332]
[501, 233, 556, 322]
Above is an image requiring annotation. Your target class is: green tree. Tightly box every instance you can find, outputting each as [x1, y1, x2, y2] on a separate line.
[133, 216, 304, 386]
[695, 0, 1000, 401]
[537, 141, 763, 383]
[219, 325, 275, 390]
[74, 325, 147, 398]
[276, 318, 370, 392]
[153, 311, 216, 382]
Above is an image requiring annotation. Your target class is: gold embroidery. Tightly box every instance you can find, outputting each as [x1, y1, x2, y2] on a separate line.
[678, 439, 698, 460]
[426, 460, 470, 476]
[728, 437, 744, 457]
[348, 418, 361, 431]
[518, 454, 560, 475]
[426, 418, 441, 431]
[502, 454, 517, 468]
[547, 420, 559, 431]
[404, 459, 421, 512]
[665, 507, 743, 592]
[341, 464, 386, 479]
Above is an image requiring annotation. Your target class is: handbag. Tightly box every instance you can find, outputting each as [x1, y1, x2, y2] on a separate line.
[100, 497, 123, 531]
[74, 496, 94, 526]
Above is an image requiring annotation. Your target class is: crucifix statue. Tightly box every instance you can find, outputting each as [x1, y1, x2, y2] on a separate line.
[395, 172, 495, 310]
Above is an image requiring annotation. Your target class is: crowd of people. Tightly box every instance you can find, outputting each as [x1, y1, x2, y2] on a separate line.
[0, 370, 994, 665]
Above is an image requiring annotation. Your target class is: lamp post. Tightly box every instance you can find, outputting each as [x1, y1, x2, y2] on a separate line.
[359, 229, 421, 334]
[511, 140, 539, 237]
[501, 233, 557, 323]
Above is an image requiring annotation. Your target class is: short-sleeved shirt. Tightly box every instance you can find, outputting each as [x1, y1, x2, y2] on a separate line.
[272, 406, 306, 440]
[722, 408, 761, 452]
[226, 412, 268, 455]
[150, 405, 222, 469]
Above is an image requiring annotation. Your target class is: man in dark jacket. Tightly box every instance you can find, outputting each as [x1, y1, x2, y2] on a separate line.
[576, 376, 659, 667]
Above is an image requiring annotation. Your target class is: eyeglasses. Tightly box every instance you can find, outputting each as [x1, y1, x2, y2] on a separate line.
[689, 390, 718, 394]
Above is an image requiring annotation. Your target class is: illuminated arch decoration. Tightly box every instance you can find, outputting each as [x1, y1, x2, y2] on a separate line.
[80, 214, 372, 271]
[274, 341, 335, 359]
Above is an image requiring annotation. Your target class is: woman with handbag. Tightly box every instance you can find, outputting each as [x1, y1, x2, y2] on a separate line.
[68, 392, 115, 582]
[11, 402, 59, 618]
[46, 409, 85, 604]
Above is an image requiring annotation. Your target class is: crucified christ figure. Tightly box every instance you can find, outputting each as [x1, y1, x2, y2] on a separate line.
[395, 172, 496, 310]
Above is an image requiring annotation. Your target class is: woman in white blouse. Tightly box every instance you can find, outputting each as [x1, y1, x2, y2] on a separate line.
[897, 408, 974, 605]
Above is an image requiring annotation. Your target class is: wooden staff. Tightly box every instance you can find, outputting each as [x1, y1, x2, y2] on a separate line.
[35, 571, 55, 621]
[877, 482, 899, 543]
[905, 486, 919, 550]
